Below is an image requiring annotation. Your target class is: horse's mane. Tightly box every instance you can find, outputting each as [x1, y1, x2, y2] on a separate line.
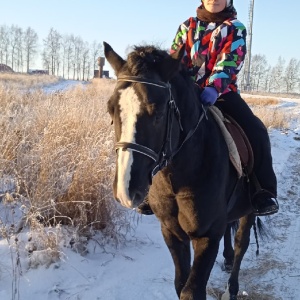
[126, 45, 193, 87]
[127, 45, 170, 76]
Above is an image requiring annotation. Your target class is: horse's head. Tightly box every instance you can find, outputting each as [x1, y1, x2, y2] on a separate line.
[104, 42, 185, 209]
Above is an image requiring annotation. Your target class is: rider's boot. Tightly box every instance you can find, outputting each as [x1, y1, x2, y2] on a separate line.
[251, 189, 279, 216]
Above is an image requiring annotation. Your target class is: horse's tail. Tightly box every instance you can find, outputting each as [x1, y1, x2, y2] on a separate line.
[253, 216, 272, 256]
[229, 217, 271, 256]
[229, 220, 239, 236]
[253, 218, 260, 256]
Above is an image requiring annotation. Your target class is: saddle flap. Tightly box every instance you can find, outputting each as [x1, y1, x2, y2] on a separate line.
[224, 114, 254, 173]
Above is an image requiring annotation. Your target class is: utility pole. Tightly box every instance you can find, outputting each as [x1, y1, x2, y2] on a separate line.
[246, 0, 255, 91]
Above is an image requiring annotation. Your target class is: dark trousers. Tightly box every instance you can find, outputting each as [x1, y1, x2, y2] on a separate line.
[215, 92, 277, 196]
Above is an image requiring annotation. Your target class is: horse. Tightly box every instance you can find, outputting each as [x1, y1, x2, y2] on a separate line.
[104, 41, 257, 300]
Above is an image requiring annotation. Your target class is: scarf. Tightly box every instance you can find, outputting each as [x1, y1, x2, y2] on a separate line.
[196, 4, 237, 23]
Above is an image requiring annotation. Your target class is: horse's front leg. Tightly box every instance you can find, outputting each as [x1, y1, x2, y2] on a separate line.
[221, 214, 255, 300]
[180, 236, 221, 300]
[161, 224, 191, 298]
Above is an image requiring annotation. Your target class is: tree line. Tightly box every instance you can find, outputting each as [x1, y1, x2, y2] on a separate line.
[0, 24, 102, 80]
[1, 24, 300, 92]
[238, 54, 300, 94]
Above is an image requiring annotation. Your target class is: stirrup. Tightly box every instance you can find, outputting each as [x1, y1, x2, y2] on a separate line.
[251, 190, 279, 216]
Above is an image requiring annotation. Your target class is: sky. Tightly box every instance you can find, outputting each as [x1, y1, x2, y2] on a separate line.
[1, 79, 300, 299]
[1, 0, 299, 74]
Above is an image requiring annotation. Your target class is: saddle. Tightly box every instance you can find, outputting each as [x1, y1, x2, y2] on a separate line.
[209, 106, 254, 178]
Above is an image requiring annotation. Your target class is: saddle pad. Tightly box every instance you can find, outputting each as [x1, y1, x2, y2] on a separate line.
[209, 106, 243, 178]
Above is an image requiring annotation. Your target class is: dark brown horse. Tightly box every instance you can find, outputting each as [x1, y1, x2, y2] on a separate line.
[104, 42, 257, 300]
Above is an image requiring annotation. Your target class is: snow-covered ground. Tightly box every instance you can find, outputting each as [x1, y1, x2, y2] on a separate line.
[0, 87, 300, 300]
[41, 79, 89, 94]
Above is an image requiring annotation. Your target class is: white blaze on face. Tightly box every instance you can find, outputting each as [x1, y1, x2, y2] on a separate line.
[116, 87, 141, 208]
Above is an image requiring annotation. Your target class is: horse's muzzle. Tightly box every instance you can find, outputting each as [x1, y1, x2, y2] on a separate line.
[131, 190, 145, 208]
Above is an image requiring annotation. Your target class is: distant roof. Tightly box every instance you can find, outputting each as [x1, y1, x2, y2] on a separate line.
[0, 64, 13, 72]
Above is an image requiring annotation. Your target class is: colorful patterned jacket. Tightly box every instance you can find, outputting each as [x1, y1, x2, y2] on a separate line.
[171, 16, 247, 95]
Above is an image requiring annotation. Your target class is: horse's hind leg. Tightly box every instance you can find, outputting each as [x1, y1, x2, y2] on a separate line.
[222, 214, 255, 300]
[161, 224, 191, 298]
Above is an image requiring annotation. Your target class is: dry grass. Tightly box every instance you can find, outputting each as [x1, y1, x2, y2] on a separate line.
[0, 76, 128, 246]
[0, 72, 59, 90]
[0, 77, 290, 235]
[244, 96, 280, 106]
[251, 106, 290, 129]
[0, 74, 292, 275]
[244, 96, 290, 129]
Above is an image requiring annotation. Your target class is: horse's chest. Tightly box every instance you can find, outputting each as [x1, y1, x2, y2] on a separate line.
[176, 193, 204, 236]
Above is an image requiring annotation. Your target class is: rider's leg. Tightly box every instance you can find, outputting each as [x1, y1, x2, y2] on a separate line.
[216, 92, 278, 216]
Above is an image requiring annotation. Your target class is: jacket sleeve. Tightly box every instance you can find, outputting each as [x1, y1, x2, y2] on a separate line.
[170, 18, 193, 69]
[207, 20, 247, 93]
[170, 21, 188, 51]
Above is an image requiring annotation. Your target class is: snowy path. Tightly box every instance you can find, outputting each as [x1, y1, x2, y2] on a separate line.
[205, 131, 300, 300]
[1, 92, 300, 300]
[270, 145, 300, 299]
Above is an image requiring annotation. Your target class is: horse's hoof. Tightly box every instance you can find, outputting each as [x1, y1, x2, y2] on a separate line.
[221, 260, 233, 273]
[221, 292, 237, 300]
[221, 284, 238, 300]
[223, 263, 233, 273]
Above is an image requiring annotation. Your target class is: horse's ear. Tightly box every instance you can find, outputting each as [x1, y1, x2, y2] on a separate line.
[160, 44, 185, 82]
[171, 44, 186, 61]
[103, 42, 125, 74]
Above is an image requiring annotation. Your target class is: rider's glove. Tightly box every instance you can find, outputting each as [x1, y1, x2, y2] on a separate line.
[200, 87, 219, 106]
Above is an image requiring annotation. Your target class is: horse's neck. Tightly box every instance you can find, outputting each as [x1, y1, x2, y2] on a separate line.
[173, 83, 203, 135]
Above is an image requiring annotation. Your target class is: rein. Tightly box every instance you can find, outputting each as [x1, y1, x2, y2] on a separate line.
[115, 76, 205, 177]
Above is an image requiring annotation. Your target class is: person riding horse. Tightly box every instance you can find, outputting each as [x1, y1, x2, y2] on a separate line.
[137, 0, 279, 216]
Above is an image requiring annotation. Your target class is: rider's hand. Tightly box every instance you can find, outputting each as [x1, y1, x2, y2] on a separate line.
[200, 87, 219, 106]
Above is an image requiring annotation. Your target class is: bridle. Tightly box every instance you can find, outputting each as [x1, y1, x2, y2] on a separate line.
[115, 76, 206, 177]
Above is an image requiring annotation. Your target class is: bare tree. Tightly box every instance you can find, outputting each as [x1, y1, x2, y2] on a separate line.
[91, 40, 102, 72]
[15, 26, 24, 72]
[250, 54, 268, 91]
[42, 49, 50, 72]
[61, 34, 70, 78]
[269, 56, 285, 93]
[0, 25, 10, 65]
[283, 58, 300, 93]
[82, 41, 90, 81]
[23, 27, 38, 73]
[70, 36, 83, 80]
[64, 34, 75, 79]
[10, 25, 22, 71]
[262, 66, 272, 92]
[2, 23, 105, 80]
[43, 28, 61, 75]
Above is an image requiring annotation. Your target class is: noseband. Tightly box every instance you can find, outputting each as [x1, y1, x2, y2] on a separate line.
[115, 76, 205, 177]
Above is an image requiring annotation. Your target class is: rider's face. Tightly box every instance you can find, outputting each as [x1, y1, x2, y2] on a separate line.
[202, 0, 227, 13]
